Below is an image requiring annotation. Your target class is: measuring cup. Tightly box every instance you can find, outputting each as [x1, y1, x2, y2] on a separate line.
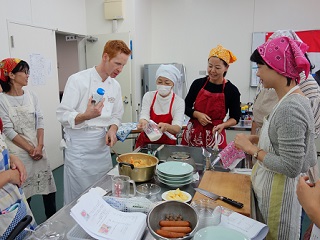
[111, 175, 136, 198]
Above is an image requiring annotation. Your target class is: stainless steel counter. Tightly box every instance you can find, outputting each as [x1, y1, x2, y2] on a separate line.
[42, 144, 249, 239]
[44, 168, 203, 240]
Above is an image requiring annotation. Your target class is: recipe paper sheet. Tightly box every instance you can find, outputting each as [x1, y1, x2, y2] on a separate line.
[70, 191, 146, 240]
[220, 208, 269, 240]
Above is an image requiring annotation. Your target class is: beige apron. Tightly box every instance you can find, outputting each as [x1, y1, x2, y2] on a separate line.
[251, 86, 301, 240]
[2, 91, 56, 199]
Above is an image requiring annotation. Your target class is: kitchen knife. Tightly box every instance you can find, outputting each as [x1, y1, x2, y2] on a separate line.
[194, 187, 244, 209]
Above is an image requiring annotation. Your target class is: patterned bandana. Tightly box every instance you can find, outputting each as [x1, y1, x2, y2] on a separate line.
[0, 58, 21, 82]
[267, 30, 303, 43]
[257, 36, 310, 84]
[208, 45, 237, 64]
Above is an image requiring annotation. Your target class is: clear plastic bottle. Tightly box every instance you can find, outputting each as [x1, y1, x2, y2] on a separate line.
[92, 88, 105, 104]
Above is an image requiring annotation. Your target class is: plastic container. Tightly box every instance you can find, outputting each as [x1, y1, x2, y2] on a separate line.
[143, 120, 163, 141]
[92, 88, 105, 104]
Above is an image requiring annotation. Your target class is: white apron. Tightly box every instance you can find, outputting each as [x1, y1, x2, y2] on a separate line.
[2, 91, 56, 199]
[62, 76, 113, 205]
[63, 128, 112, 205]
[251, 86, 302, 240]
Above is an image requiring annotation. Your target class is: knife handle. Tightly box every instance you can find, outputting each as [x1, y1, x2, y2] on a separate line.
[221, 197, 244, 209]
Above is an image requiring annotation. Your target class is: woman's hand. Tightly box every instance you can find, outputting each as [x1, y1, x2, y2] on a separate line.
[234, 133, 254, 152]
[8, 169, 22, 187]
[194, 111, 212, 126]
[137, 119, 148, 130]
[297, 176, 320, 228]
[212, 124, 224, 134]
[158, 122, 168, 133]
[10, 155, 27, 184]
[31, 145, 43, 161]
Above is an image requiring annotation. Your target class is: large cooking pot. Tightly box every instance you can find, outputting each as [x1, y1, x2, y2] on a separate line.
[116, 153, 159, 182]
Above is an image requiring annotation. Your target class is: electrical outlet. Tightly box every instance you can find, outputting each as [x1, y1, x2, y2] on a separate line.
[65, 35, 77, 41]
[199, 70, 207, 75]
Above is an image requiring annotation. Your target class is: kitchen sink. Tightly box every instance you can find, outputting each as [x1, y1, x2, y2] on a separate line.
[139, 144, 245, 171]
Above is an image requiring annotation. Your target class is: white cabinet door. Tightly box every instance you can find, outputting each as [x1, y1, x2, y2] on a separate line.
[86, 33, 134, 154]
[7, 22, 63, 169]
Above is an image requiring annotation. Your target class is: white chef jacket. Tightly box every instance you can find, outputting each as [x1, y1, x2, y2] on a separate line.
[56, 67, 123, 129]
[139, 91, 185, 127]
[56, 67, 124, 204]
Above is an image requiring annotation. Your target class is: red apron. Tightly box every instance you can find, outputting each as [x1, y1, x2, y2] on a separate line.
[181, 78, 227, 149]
[135, 92, 176, 148]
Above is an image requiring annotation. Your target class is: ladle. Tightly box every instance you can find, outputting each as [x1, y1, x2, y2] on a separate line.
[152, 144, 164, 156]
[213, 131, 219, 152]
[111, 148, 124, 162]
[202, 147, 212, 170]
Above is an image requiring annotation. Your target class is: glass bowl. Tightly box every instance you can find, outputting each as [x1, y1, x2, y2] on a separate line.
[136, 183, 161, 201]
[32, 221, 66, 240]
[191, 199, 222, 229]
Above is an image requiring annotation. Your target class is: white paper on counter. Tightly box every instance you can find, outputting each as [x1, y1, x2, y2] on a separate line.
[70, 191, 146, 240]
[219, 210, 268, 240]
[310, 224, 320, 239]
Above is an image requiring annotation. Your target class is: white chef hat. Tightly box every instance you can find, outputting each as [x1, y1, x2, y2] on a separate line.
[155, 64, 181, 85]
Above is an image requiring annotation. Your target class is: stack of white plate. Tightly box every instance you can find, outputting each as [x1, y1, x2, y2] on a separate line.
[156, 162, 194, 187]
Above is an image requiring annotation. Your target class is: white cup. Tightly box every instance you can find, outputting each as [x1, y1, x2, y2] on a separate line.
[111, 175, 136, 198]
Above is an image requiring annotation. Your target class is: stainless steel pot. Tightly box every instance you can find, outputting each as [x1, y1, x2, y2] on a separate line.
[116, 153, 159, 182]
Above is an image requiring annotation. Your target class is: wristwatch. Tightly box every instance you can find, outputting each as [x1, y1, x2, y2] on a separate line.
[253, 149, 263, 158]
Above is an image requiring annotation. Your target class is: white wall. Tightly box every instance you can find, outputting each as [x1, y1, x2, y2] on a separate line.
[85, 0, 320, 105]
[148, 0, 320, 104]
[0, 0, 87, 58]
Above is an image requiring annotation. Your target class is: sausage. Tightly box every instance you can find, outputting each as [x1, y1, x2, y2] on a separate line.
[156, 229, 186, 238]
[160, 227, 192, 233]
[159, 220, 190, 227]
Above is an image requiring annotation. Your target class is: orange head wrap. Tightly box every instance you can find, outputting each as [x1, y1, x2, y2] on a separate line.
[208, 45, 237, 65]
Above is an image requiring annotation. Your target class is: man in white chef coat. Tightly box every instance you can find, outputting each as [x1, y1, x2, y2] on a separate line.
[56, 40, 131, 205]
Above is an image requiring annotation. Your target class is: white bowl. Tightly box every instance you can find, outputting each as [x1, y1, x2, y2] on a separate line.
[162, 190, 192, 203]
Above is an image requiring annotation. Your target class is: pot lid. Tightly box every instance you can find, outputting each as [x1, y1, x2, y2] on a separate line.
[170, 152, 190, 159]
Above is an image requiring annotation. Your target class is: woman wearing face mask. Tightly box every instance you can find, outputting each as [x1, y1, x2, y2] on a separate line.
[181, 45, 241, 149]
[135, 64, 185, 148]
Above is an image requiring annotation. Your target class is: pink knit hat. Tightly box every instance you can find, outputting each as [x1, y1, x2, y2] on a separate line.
[257, 36, 310, 84]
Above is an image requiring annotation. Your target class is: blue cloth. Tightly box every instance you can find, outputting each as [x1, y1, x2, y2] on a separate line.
[116, 122, 137, 142]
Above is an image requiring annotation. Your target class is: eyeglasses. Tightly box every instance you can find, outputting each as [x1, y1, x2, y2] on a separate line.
[18, 70, 30, 75]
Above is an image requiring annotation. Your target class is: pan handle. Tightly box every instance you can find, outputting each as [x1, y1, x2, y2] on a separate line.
[119, 162, 135, 170]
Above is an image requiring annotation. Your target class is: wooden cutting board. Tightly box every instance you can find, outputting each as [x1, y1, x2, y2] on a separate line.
[192, 171, 251, 217]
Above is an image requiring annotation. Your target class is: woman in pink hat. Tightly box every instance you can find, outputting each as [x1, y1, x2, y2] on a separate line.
[234, 37, 318, 239]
